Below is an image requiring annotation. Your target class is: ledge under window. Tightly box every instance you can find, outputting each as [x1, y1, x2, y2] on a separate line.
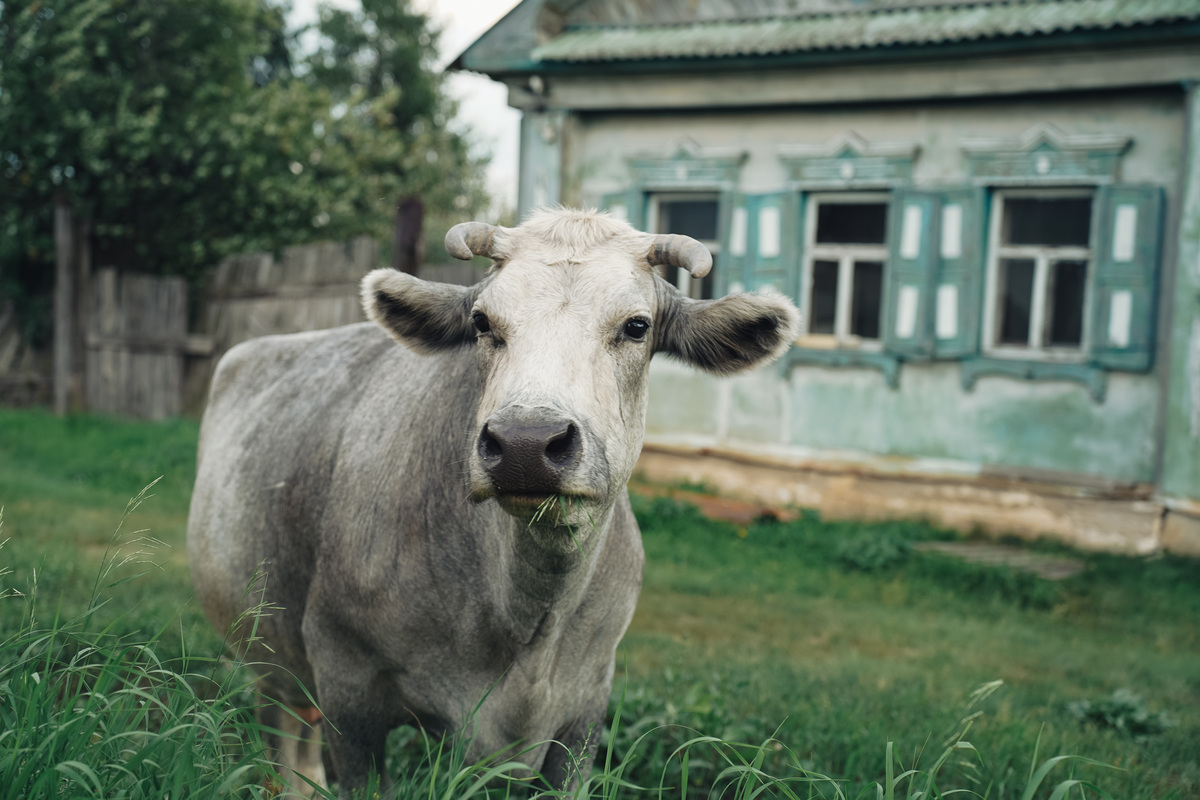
[781, 347, 901, 388]
[960, 357, 1108, 402]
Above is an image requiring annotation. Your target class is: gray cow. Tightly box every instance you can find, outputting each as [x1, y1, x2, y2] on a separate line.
[188, 208, 800, 795]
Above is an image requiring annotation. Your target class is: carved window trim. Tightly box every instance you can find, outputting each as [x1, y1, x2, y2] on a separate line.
[960, 123, 1132, 186]
[778, 132, 921, 190]
[625, 137, 747, 191]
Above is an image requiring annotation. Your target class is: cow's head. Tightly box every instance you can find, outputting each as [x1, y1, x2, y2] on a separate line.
[363, 208, 799, 539]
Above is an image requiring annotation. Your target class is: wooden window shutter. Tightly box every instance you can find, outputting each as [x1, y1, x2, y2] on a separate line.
[882, 190, 939, 358]
[931, 187, 987, 358]
[719, 192, 749, 296]
[739, 192, 799, 296]
[1089, 185, 1163, 372]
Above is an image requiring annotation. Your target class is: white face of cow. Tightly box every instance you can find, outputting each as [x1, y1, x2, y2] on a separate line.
[363, 209, 799, 539]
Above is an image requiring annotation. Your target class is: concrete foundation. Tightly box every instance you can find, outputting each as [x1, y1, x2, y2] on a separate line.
[633, 444, 1180, 556]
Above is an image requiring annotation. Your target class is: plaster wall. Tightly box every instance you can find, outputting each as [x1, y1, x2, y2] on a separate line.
[571, 89, 1184, 198]
[645, 358, 1159, 483]
[1160, 84, 1200, 503]
[567, 89, 1185, 484]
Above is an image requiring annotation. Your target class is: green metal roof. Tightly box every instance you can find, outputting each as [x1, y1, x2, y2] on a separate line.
[530, 0, 1200, 62]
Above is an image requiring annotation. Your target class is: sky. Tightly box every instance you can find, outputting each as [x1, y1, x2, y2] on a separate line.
[288, 0, 523, 212]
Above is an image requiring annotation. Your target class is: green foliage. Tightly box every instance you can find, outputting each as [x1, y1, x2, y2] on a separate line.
[0, 503, 279, 799]
[0, 0, 489, 341]
[835, 531, 911, 572]
[1068, 689, 1176, 742]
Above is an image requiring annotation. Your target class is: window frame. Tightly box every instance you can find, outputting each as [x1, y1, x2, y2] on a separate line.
[798, 192, 891, 350]
[647, 191, 722, 299]
[982, 188, 1096, 363]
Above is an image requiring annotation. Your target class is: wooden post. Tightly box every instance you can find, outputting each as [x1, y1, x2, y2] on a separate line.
[53, 194, 74, 416]
[72, 214, 91, 411]
[392, 196, 424, 275]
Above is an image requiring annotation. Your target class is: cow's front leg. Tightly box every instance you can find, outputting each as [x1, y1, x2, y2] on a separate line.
[304, 618, 396, 796]
[539, 690, 609, 791]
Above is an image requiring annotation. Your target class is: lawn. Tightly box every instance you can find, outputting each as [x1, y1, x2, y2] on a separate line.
[1, 406, 1197, 798]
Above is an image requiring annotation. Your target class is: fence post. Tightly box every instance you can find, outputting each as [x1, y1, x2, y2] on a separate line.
[392, 195, 423, 275]
[73, 214, 91, 411]
[53, 194, 74, 416]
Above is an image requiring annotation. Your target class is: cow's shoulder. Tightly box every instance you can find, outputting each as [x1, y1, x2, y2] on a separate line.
[209, 323, 391, 404]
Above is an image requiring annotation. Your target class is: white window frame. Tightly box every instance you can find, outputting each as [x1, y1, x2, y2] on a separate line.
[799, 192, 890, 349]
[647, 192, 721, 299]
[982, 188, 1095, 362]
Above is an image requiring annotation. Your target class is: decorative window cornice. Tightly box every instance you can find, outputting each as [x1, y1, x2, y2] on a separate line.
[960, 123, 1132, 185]
[626, 137, 746, 189]
[778, 132, 921, 189]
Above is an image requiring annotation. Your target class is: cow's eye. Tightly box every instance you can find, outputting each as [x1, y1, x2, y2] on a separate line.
[623, 318, 650, 340]
[472, 312, 491, 334]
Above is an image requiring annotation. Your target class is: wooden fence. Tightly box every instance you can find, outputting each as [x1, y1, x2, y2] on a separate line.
[85, 269, 213, 419]
[0, 234, 485, 418]
[183, 239, 484, 413]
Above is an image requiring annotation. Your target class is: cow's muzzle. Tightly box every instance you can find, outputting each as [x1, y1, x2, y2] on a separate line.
[477, 408, 582, 501]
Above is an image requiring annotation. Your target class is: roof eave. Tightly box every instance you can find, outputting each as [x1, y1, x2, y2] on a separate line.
[459, 19, 1200, 79]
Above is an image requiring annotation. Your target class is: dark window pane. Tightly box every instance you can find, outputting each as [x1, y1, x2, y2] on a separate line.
[1002, 197, 1092, 247]
[1047, 260, 1087, 347]
[850, 261, 883, 340]
[810, 260, 838, 335]
[815, 202, 888, 245]
[998, 258, 1035, 346]
[659, 199, 719, 241]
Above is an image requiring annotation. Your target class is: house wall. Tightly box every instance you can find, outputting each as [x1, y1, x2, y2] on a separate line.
[572, 89, 1183, 205]
[1158, 83, 1200, 553]
[562, 88, 1185, 488]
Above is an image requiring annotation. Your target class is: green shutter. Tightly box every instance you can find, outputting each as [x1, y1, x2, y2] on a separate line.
[600, 189, 645, 231]
[741, 192, 798, 296]
[1089, 185, 1163, 372]
[718, 192, 749, 296]
[882, 190, 939, 358]
[931, 187, 987, 358]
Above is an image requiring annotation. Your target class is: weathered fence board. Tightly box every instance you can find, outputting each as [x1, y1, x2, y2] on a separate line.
[85, 269, 207, 420]
[4, 235, 486, 416]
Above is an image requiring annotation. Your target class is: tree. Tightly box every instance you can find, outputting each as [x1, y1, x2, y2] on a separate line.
[299, 0, 489, 257]
[0, 0, 489, 345]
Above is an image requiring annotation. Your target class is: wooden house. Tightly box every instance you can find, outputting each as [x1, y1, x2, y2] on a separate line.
[454, 0, 1200, 554]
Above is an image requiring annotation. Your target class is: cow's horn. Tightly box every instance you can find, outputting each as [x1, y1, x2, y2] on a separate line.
[445, 222, 498, 261]
[646, 234, 712, 278]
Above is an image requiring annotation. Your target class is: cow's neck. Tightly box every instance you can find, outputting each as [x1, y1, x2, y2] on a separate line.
[500, 509, 613, 645]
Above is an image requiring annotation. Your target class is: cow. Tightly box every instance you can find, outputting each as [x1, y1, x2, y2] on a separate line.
[187, 207, 800, 796]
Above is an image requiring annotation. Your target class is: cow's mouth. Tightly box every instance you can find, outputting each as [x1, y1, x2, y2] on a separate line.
[500, 493, 554, 508]
[491, 491, 599, 525]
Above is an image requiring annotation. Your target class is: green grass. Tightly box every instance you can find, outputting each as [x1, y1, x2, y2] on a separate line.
[1, 407, 1197, 798]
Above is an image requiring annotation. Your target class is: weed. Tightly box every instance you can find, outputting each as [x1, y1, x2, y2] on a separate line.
[835, 532, 911, 572]
[1067, 689, 1176, 742]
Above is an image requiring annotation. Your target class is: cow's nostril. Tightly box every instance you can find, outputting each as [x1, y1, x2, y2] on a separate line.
[544, 423, 577, 464]
[479, 424, 503, 459]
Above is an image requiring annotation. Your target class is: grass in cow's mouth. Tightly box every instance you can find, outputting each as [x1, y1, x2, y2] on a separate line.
[1, 409, 1196, 799]
[529, 494, 591, 557]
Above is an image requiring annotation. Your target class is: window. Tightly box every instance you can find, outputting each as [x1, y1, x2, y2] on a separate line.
[648, 194, 719, 299]
[984, 191, 1093, 359]
[801, 195, 889, 346]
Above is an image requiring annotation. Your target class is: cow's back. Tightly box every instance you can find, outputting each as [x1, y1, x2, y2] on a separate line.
[187, 322, 479, 699]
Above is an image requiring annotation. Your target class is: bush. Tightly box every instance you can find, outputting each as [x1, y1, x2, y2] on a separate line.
[1068, 689, 1176, 742]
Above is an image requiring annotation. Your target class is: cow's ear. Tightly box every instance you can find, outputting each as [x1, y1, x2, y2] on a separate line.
[655, 281, 800, 375]
[362, 269, 480, 353]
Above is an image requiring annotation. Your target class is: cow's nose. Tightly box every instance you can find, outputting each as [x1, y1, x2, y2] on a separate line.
[478, 413, 581, 494]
